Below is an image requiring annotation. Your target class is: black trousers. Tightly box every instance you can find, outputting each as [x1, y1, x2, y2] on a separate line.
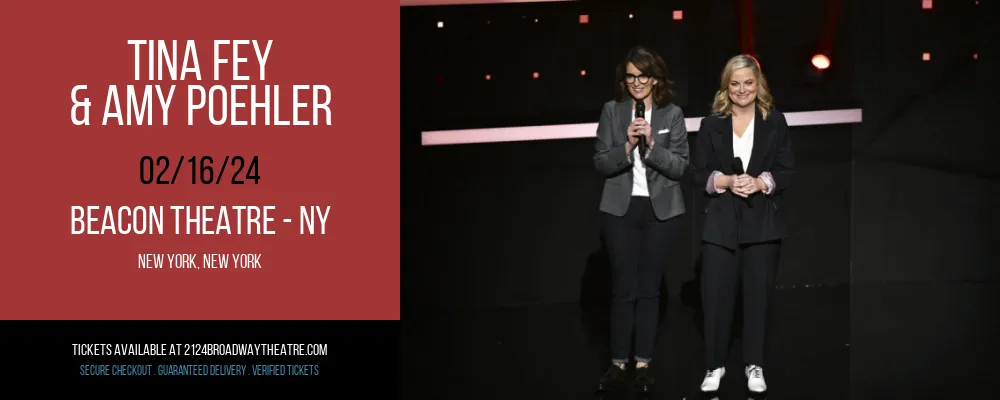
[602, 196, 681, 363]
[700, 241, 780, 368]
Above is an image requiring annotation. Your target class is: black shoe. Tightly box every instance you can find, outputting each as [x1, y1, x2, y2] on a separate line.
[634, 365, 655, 392]
[596, 364, 626, 392]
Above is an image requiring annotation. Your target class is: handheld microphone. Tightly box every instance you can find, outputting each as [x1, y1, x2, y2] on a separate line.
[635, 101, 647, 155]
[732, 157, 752, 207]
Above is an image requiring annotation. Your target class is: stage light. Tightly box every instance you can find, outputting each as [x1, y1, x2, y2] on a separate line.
[580, 69, 587, 76]
[533, 72, 539, 79]
[922, 52, 931, 61]
[579, 14, 589, 24]
[421, 109, 865, 146]
[437, 21, 444, 28]
[628, 13, 633, 19]
[534, 18, 538, 23]
[811, 54, 830, 70]
[673, 10, 683, 20]
[922, 0, 932, 9]
[485, 74, 491, 81]
[974, 53, 978, 60]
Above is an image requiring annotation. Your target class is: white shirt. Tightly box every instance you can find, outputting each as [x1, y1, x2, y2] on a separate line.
[733, 115, 755, 172]
[707, 113, 776, 195]
[630, 111, 650, 197]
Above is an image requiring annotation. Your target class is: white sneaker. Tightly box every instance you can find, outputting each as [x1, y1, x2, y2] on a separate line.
[700, 367, 725, 392]
[745, 364, 767, 392]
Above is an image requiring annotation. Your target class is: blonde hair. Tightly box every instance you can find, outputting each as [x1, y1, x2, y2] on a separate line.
[711, 55, 773, 120]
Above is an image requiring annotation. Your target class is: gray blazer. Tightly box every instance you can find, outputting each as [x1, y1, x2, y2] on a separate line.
[593, 100, 689, 221]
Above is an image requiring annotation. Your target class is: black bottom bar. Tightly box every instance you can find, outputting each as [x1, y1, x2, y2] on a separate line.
[0, 320, 398, 390]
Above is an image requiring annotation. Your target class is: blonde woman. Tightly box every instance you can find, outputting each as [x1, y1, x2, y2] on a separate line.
[690, 54, 795, 393]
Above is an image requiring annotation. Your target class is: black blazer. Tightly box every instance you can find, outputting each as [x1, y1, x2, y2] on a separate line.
[691, 107, 795, 250]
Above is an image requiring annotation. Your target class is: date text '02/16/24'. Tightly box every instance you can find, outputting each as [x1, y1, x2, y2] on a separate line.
[140, 155, 259, 184]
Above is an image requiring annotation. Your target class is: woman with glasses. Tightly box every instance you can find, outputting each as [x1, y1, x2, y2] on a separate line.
[593, 45, 689, 394]
[691, 54, 795, 394]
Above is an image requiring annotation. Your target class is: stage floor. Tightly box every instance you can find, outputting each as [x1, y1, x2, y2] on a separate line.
[403, 282, 1000, 399]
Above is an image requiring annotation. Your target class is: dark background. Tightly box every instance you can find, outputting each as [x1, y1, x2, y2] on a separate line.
[402, 0, 996, 397]
[404, 0, 861, 310]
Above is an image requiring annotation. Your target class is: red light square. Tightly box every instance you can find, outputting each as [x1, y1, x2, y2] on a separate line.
[922, 0, 932, 9]
[673, 10, 683, 20]
[579, 15, 589, 24]
[922, 52, 931, 61]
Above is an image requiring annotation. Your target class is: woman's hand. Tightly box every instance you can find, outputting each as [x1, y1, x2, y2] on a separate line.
[732, 175, 766, 197]
[627, 118, 652, 148]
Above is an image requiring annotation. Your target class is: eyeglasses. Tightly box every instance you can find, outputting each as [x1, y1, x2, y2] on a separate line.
[625, 74, 652, 84]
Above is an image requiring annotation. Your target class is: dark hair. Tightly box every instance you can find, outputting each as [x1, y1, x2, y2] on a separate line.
[615, 45, 675, 106]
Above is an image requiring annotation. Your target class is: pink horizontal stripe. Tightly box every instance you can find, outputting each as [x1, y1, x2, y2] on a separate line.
[421, 108, 861, 146]
[784, 108, 863, 126]
[422, 123, 599, 146]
